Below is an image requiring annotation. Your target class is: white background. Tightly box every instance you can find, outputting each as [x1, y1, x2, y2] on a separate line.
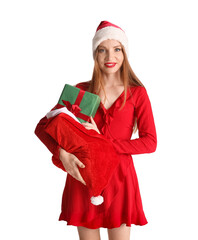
[0, 0, 198, 239]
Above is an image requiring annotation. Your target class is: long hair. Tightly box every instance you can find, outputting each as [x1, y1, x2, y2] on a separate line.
[88, 45, 144, 132]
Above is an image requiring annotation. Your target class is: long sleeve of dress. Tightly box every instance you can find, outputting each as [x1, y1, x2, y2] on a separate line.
[111, 87, 157, 155]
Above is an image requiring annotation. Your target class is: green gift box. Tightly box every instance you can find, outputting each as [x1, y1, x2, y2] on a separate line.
[57, 84, 101, 123]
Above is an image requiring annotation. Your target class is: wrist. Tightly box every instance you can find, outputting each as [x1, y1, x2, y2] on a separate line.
[59, 148, 70, 162]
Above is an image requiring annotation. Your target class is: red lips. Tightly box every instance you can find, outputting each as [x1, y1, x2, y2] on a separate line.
[104, 62, 116, 68]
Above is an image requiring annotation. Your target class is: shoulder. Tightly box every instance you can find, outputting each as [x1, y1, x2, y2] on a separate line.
[129, 85, 147, 98]
[129, 85, 150, 106]
[75, 81, 91, 91]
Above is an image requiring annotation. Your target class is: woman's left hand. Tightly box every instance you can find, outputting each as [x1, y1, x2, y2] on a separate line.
[82, 116, 100, 134]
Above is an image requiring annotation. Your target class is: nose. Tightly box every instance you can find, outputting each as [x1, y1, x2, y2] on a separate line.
[105, 49, 114, 61]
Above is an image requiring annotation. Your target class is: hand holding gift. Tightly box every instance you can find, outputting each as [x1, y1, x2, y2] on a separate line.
[82, 116, 100, 134]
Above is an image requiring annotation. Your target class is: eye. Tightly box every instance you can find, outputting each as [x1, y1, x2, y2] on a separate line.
[98, 48, 105, 53]
[115, 48, 122, 52]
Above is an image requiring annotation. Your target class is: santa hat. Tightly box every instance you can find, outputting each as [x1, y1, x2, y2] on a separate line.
[92, 21, 129, 57]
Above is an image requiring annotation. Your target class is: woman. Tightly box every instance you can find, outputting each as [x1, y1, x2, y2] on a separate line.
[35, 21, 157, 240]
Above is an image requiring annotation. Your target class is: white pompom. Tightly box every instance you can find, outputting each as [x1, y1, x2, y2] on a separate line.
[90, 195, 104, 205]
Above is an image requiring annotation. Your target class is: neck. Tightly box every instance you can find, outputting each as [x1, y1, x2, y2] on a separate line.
[102, 71, 123, 87]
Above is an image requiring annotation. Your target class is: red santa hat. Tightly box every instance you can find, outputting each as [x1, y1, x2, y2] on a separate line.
[92, 21, 129, 57]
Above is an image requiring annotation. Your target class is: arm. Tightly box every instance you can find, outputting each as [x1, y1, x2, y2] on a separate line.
[111, 87, 157, 155]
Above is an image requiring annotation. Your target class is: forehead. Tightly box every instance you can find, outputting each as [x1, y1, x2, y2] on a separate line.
[99, 39, 121, 48]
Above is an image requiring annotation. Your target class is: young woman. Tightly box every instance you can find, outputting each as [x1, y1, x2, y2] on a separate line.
[35, 21, 157, 240]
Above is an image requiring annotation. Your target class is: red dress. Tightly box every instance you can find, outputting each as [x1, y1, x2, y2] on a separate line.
[35, 81, 157, 229]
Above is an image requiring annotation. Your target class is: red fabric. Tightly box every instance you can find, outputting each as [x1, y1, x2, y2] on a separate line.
[34, 81, 157, 229]
[44, 113, 120, 198]
[96, 21, 123, 32]
[34, 105, 64, 170]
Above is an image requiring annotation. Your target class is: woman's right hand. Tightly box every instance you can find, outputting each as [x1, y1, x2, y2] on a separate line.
[59, 148, 86, 186]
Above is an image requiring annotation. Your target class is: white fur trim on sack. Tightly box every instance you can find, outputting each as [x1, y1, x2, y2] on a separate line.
[46, 106, 81, 123]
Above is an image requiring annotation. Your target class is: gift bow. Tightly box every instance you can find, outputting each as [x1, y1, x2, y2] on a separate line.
[62, 100, 81, 115]
[62, 100, 90, 122]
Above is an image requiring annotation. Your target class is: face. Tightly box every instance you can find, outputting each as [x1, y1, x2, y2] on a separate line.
[97, 39, 124, 76]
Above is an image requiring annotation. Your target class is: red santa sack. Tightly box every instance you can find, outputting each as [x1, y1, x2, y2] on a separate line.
[44, 112, 120, 206]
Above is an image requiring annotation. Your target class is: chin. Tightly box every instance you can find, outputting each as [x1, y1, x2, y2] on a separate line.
[103, 67, 121, 75]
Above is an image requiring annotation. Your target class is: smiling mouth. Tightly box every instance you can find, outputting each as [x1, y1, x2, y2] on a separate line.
[104, 62, 116, 68]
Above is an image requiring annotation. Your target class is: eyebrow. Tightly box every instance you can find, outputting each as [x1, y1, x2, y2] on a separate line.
[98, 45, 122, 48]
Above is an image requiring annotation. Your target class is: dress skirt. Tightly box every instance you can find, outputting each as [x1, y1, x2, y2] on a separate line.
[59, 154, 148, 229]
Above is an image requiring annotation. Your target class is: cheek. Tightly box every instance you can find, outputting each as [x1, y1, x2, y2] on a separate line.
[97, 60, 103, 69]
[117, 52, 124, 62]
[97, 55, 103, 64]
[97, 56, 105, 69]
[118, 56, 124, 66]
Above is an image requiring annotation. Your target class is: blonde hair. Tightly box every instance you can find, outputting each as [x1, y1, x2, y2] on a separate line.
[88, 45, 144, 132]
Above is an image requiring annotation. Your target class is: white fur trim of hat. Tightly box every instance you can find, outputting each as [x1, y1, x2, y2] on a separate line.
[92, 21, 129, 57]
